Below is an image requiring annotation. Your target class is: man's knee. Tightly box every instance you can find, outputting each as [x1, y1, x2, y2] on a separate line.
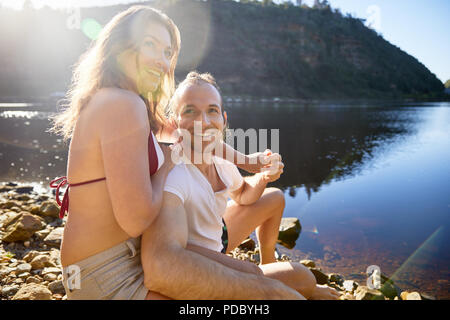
[264, 187, 285, 211]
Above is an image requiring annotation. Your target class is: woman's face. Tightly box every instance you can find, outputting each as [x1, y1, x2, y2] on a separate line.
[175, 83, 225, 154]
[118, 21, 173, 95]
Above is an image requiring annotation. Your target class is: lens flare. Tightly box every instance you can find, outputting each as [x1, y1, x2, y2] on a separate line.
[81, 18, 102, 40]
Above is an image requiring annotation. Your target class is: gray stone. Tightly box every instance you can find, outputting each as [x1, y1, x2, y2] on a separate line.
[15, 263, 32, 274]
[1, 285, 20, 297]
[48, 280, 66, 295]
[277, 217, 301, 249]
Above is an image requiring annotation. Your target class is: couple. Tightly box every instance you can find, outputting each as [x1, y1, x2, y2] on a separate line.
[50, 5, 339, 300]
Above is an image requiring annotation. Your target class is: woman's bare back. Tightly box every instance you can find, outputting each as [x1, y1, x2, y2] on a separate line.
[60, 88, 149, 266]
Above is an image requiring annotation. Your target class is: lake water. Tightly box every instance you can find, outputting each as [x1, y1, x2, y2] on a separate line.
[0, 100, 449, 299]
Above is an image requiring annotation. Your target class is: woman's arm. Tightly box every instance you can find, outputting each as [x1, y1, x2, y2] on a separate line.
[94, 89, 169, 238]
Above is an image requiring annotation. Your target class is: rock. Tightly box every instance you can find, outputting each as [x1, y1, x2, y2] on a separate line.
[26, 276, 41, 284]
[43, 227, 64, 248]
[277, 217, 301, 249]
[30, 255, 56, 270]
[39, 200, 60, 219]
[404, 292, 422, 300]
[0, 200, 21, 209]
[43, 273, 58, 282]
[355, 286, 385, 300]
[1, 285, 20, 297]
[15, 263, 32, 274]
[41, 267, 62, 275]
[238, 238, 256, 251]
[15, 186, 34, 194]
[17, 272, 31, 279]
[24, 240, 31, 247]
[2, 212, 44, 242]
[23, 250, 40, 263]
[35, 229, 51, 240]
[12, 283, 52, 300]
[380, 281, 399, 300]
[328, 273, 345, 286]
[300, 259, 316, 268]
[309, 268, 328, 285]
[343, 280, 359, 293]
[420, 293, 436, 300]
[48, 280, 66, 295]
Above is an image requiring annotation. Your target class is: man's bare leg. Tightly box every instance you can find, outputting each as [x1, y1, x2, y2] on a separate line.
[224, 187, 284, 264]
[259, 262, 341, 300]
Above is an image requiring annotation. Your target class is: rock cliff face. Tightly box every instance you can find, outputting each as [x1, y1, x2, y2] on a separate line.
[0, 0, 444, 100]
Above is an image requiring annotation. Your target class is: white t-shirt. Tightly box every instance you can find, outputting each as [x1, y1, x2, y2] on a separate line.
[164, 156, 244, 252]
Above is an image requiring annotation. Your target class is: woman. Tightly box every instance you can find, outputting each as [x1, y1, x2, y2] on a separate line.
[50, 6, 181, 300]
[50, 5, 266, 300]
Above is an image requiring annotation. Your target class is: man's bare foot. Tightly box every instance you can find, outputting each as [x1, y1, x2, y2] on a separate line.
[310, 284, 341, 300]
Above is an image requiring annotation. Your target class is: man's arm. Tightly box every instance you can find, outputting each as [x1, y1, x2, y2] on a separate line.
[141, 192, 302, 300]
[230, 155, 284, 206]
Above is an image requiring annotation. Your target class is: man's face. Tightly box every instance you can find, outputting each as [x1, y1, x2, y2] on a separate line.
[175, 83, 225, 155]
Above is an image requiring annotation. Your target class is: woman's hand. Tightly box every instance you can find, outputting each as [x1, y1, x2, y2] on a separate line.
[259, 150, 284, 183]
[159, 144, 176, 173]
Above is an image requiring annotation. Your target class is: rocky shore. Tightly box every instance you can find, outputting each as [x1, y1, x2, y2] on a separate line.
[0, 182, 434, 300]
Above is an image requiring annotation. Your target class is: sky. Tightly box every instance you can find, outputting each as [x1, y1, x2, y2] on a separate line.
[1, 0, 449, 83]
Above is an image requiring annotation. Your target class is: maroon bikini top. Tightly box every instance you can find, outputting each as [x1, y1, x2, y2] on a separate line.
[50, 132, 161, 219]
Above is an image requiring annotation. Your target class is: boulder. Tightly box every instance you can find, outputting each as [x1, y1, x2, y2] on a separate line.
[328, 273, 345, 286]
[343, 280, 359, 293]
[2, 212, 44, 242]
[380, 281, 399, 300]
[30, 255, 56, 270]
[12, 283, 52, 300]
[309, 268, 328, 285]
[14, 186, 34, 194]
[48, 280, 66, 295]
[405, 292, 422, 300]
[43, 227, 64, 248]
[277, 217, 301, 249]
[39, 201, 60, 219]
[300, 259, 316, 268]
[15, 263, 32, 274]
[355, 286, 385, 300]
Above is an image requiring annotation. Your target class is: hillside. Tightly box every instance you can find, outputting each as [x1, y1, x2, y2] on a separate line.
[0, 0, 445, 100]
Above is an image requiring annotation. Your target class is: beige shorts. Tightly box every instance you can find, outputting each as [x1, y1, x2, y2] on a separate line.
[61, 237, 148, 300]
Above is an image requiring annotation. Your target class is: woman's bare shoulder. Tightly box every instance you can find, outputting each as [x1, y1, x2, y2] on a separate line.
[87, 88, 149, 128]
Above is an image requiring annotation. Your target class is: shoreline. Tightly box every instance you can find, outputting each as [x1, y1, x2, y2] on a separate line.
[0, 182, 437, 300]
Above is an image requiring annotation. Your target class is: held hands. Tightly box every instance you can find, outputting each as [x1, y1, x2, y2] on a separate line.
[258, 150, 284, 183]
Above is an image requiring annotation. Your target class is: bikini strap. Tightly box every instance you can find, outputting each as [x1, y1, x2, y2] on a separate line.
[49, 176, 107, 219]
[49, 176, 69, 219]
